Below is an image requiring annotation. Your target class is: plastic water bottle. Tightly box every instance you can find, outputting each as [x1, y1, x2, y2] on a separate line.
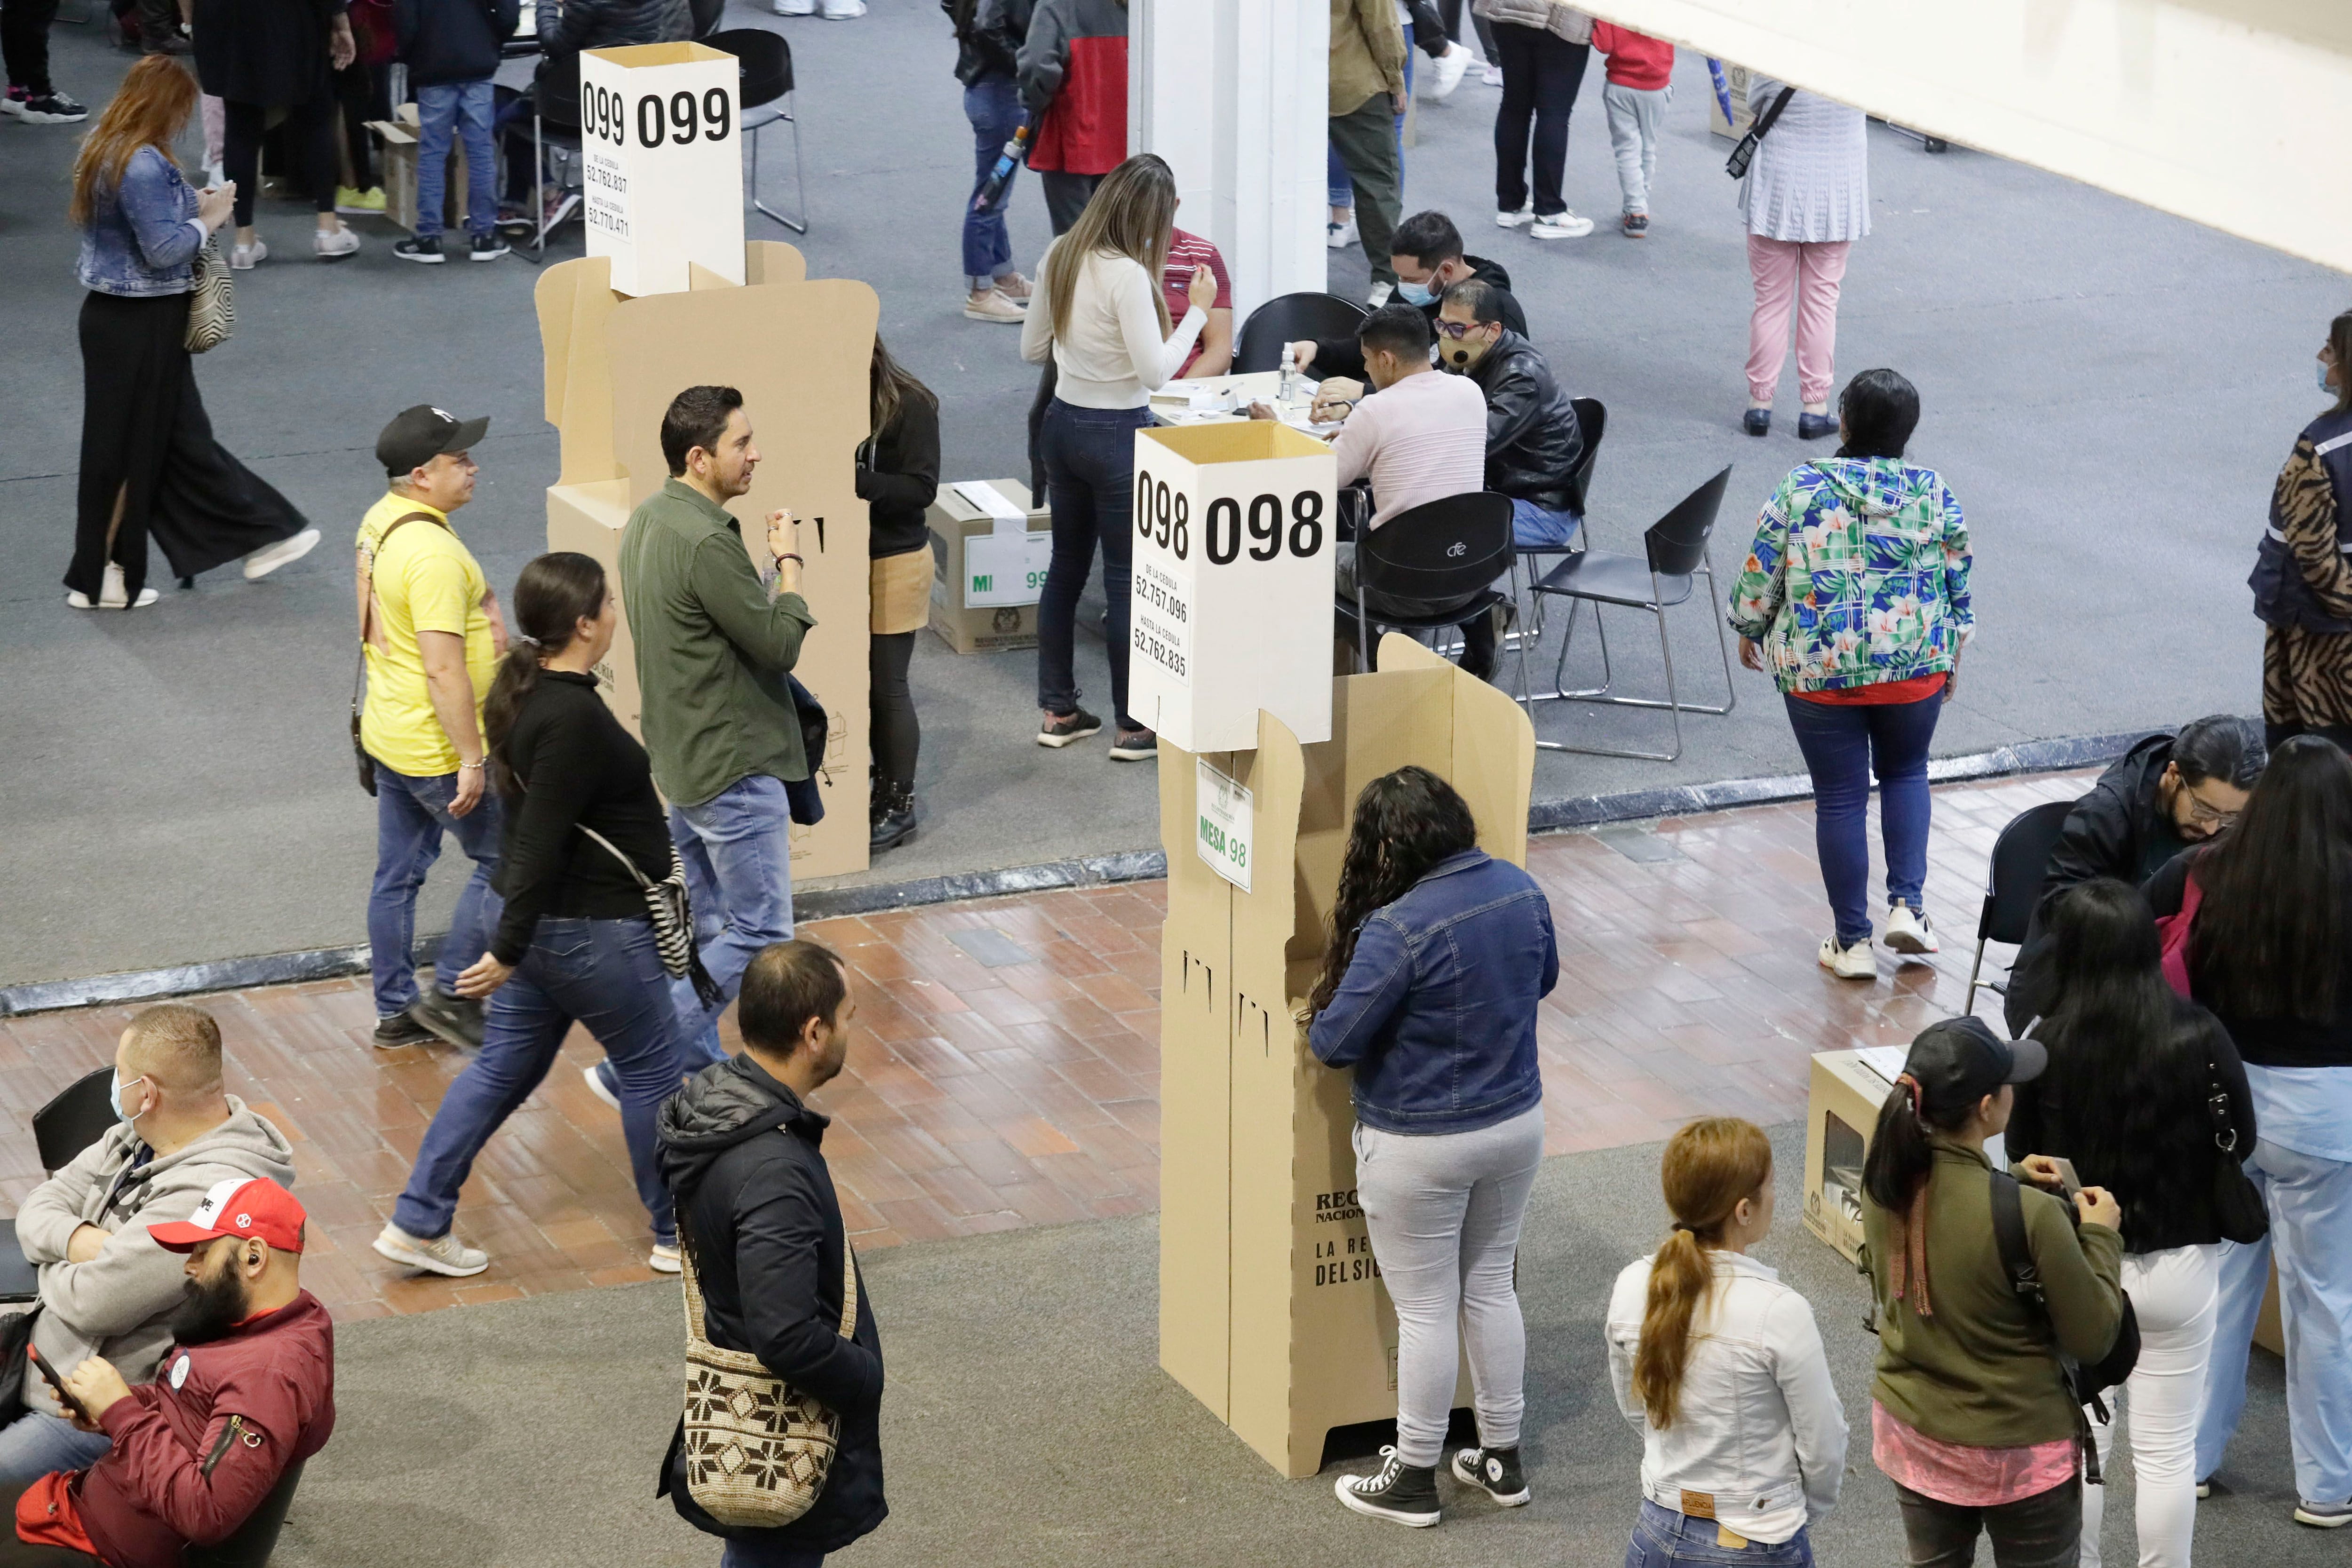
[1279, 345, 1299, 408]
[972, 124, 1031, 213]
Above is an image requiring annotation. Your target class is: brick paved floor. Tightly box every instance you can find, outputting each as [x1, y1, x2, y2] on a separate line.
[0, 771, 2086, 1321]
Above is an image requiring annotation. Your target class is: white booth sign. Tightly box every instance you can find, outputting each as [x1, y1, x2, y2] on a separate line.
[579, 42, 745, 297]
[1194, 758, 1253, 892]
[1128, 423, 1335, 753]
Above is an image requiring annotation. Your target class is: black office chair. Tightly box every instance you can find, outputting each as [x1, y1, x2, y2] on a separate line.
[1965, 799, 2080, 1014]
[1337, 493, 1516, 674]
[185, 1460, 306, 1568]
[528, 51, 586, 257]
[688, 0, 726, 36]
[1235, 293, 1370, 374]
[1518, 464, 1738, 761]
[0, 1067, 130, 1305]
[707, 28, 805, 234]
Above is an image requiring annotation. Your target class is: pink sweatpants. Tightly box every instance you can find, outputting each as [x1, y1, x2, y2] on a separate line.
[1746, 233, 1851, 407]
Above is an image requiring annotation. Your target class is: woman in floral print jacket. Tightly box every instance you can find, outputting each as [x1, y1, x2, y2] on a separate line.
[1727, 368, 1972, 982]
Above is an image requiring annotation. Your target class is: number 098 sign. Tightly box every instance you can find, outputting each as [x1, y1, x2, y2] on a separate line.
[579, 42, 745, 297]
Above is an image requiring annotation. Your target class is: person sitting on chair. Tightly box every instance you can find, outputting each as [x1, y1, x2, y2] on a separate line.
[1438, 277, 1583, 550]
[1287, 209, 1529, 383]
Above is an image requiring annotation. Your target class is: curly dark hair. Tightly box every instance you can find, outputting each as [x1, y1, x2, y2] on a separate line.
[1307, 766, 1479, 1015]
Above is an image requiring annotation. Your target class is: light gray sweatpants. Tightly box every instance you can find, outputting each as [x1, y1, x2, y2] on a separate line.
[1353, 1102, 1546, 1467]
[1603, 81, 1671, 215]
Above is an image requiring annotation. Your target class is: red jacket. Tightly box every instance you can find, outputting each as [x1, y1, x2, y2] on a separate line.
[1590, 22, 1673, 90]
[25, 1293, 336, 1568]
[1016, 0, 1126, 175]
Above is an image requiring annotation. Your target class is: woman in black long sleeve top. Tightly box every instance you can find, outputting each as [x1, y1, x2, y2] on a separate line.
[2004, 876, 2259, 1561]
[860, 336, 942, 852]
[376, 552, 691, 1280]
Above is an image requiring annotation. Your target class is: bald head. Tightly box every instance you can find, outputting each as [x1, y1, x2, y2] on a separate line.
[120, 1003, 224, 1095]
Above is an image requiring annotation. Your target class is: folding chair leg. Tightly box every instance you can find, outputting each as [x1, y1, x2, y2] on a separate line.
[1964, 938, 1987, 1016]
[532, 115, 548, 257]
[752, 99, 809, 234]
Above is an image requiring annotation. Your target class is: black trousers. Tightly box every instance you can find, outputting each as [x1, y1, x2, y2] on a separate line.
[334, 62, 388, 190]
[67, 292, 307, 599]
[0, 0, 59, 95]
[223, 95, 340, 224]
[1892, 1477, 2082, 1568]
[1490, 22, 1589, 217]
[869, 630, 918, 791]
[1038, 170, 1101, 236]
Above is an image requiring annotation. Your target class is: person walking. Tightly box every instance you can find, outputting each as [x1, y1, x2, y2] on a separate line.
[62, 58, 319, 613]
[2006, 878, 2260, 1566]
[1011, 0, 1127, 236]
[358, 405, 507, 1052]
[1606, 1118, 1846, 1566]
[1727, 368, 1970, 981]
[860, 338, 940, 854]
[1311, 766, 1556, 1528]
[657, 940, 887, 1567]
[1327, 0, 1407, 305]
[389, 0, 517, 264]
[1475, 0, 1595, 240]
[1738, 79, 1867, 438]
[372, 553, 693, 1282]
[1863, 1017, 2127, 1568]
[2252, 308, 2352, 750]
[1590, 19, 1670, 239]
[2151, 735, 2352, 1526]
[620, 385, 814, 1070]
[0, 0, 87, 122]
[946, 0, 1032, 322]
[191, 0, 364, 267]
[1019, 153, 1210, 763]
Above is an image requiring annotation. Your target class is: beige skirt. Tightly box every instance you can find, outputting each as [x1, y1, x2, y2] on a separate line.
[871, 547, 931, 635]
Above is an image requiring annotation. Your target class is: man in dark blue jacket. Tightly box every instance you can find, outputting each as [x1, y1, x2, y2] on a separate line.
[392, 0, 520, 263]
[657, 939, 884, 1568]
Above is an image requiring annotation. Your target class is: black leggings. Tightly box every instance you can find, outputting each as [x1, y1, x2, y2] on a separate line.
[870, 631, 918, 791]
[0, 0, 57, 94]
[334, 63, 387, 191]
[222, 96, 339, 225]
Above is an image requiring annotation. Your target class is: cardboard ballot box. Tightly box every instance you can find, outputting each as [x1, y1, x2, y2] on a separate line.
[1158, 635, 1535, 1477]
[579, 42, 745, 296]
[366, 102, 470, 233]
[926, 479, 1051, 654]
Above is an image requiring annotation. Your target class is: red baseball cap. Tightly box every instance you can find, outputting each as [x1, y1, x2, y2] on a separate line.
[148, 1177, 307, 1254]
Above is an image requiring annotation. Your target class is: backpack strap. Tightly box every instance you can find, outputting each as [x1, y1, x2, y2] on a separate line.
[1988, 1170, 2041, 1304]
[356, 510, 448, 649]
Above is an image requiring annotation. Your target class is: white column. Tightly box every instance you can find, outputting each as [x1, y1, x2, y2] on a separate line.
[1132, 0, 1330, 321]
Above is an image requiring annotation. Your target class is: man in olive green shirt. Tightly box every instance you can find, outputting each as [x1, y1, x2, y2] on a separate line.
[618, 384, 813, 1070]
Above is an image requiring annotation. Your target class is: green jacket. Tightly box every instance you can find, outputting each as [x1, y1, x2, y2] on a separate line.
[1862, 1138, 2124, 1449]
[619, 478, 815, 808]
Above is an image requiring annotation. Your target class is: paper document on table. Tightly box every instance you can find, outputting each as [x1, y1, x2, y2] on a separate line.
[1856, 1045, 1908, 1086]
[955, 481, 1030, 537]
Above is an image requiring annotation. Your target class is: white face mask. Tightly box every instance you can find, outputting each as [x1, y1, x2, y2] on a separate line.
[109, 1070, 148, 1124]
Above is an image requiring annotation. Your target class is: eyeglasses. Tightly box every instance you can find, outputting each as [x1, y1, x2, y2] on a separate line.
[2182, 787, 2239, 828]
[1433, 319, 1488, 341]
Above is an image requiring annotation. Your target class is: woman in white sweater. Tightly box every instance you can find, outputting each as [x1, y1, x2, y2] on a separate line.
[1739, 80, 1869, 441]
[1606, 1117, 1848, 1566]
[1018, 153, 1216, 761]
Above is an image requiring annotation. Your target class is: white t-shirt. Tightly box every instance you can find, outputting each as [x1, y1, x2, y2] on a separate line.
[1019, 240, 1206, 410]
[1329, 366, 1490, 528]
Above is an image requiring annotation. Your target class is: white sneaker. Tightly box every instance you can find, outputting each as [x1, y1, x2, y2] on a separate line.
[649, 1243, 683, 1274]
[1326, 215, 1358, 250]
[1481, 64, 1504, 87]
[229, 239, 268, 270]
[820, 0, 864, 15]
[66, 562, 159, 610]
[962, 288, 1026, 324]
[771, 0, 815, 12]
[582, 1062, 622, 1112]
[1529, 210, 1596, 239]
[1494, 206, 1534, 229]
[243, 526, 319, 580]
[313, 225, 360, 261]
[1818, 936, 1877, 981]
[1428, 41, 1472, 100]
[373, 1222, 489, 1277]
[1883, 904, 1941, 957]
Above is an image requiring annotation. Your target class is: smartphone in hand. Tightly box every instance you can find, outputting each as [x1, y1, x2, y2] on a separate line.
[2045, 1156, 2083, 1202]
[28, 1347, 86, 1420]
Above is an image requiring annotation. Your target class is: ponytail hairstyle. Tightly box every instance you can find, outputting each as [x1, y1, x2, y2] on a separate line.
[482, 552, 609, 799]
[1859, 1065, 1978, 1216]
[1308, 766, 1479, 1014]
[1634, 1118, 1773, 1428]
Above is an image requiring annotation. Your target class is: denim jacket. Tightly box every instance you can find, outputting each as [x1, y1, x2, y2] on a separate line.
[78, 146, 206, 298]
[1308, 850, 1556, 1135]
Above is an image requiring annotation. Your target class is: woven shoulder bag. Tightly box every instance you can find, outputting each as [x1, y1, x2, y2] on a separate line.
[679, 1242, 857, 1528]
[185, 238, 235, 354]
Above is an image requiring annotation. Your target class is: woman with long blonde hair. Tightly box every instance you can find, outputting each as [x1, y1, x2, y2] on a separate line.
[1605, 1118, 1847, 1565]
[62, 55, 316, 611]
[1017, 152, 1216, 762]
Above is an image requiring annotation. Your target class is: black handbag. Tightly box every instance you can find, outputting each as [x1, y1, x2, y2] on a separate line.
[0, 1309, 39, 1428]
[2206, 1068, 2269, 1245]
[1724, 84, 1797, 180]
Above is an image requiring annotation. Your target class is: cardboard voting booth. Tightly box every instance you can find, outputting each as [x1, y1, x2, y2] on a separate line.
[926, 480, 1052, 654]
[579, 42, 746, 296]
[366, 102, 470, 233]
[1128, 423, 1337, 754]
[534, 242, 876, 879]
[1158, 635, 1537, 1478]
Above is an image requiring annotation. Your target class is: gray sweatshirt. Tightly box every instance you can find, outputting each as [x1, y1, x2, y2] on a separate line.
[14, 1099, 297, 1420]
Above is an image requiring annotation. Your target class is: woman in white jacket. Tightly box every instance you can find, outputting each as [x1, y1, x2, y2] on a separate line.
[1607, 1117, 1848, 1566]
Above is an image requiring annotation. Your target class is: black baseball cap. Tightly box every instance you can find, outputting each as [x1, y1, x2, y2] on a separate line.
[377, 405, 490, 478]
[1900, 1016, 2046, 1114]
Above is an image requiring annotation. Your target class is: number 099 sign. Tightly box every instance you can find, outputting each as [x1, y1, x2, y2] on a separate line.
[1128, 423, 1336, 753]
[579, 42, 745, 297]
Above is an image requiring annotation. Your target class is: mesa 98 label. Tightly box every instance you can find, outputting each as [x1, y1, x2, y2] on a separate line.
[1134, 470, 1324, 565]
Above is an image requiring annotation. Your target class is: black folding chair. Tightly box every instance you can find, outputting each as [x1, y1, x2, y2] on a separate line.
[1504, 396, 1607, 655]
[1235, 293, 1370, 374]
[1964, 799, 2080, 1014]
[1337, 493, 1516, 673]
[0, 1067, 127, 1305]
[186, 1460, 306, 1568]
[1518, 465, 1738, 761]
[707, 28, 806, 234]
[527, 51, 586, 258]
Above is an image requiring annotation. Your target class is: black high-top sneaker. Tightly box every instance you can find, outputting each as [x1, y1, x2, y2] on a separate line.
[1451, 1443, 1531, 1506]
[1334, 1447, 1440, 1527]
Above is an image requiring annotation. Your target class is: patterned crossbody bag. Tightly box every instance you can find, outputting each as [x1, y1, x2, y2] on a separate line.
[572, 825, 723, 1008]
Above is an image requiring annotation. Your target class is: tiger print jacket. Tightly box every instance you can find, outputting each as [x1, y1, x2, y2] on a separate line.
[2257, 407, 2352, 731]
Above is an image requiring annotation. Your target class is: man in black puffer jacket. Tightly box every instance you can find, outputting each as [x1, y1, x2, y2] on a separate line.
[1438, 277, 1584, 549]
[656, 939, 886, 1567]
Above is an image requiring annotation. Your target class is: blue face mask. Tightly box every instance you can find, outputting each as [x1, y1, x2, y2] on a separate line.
[109, 1071, 146, 1123]
[2324, 359, 2339, 394]
[1396, 279, 1437, 308]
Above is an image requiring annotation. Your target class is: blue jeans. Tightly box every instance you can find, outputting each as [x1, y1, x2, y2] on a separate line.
[1510, 496, 1581, 548]
[961, 77, 1022, 289]
[1625, 1501, 1814, 1565]
[393, 918, 685, 1245]
[0, 1412, 110, 1493]
[368, 766, 504, 1019]
[672, 774, 795, 1065]
[2197, 1138, 2352, 1504]
[415, 79, 497, 238]
[1781, 691, 1941, 946]
[1036, 399, 1151, 732]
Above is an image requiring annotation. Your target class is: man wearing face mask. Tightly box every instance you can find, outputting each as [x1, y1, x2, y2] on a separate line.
[0, 1006, 294, 1494]
[1286, 210, 1527, 384]
[1438, 278, 1583, 549]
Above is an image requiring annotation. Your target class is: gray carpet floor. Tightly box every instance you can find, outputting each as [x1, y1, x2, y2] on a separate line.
[276, 1125, 2313, 1567]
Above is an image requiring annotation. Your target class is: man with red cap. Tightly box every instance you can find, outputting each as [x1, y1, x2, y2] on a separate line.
[2, 1177, 335, 1568]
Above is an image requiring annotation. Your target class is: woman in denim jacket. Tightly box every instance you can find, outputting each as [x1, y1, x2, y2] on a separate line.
[64, 57, 316, 610]
[1310, 765, 1557, 1529]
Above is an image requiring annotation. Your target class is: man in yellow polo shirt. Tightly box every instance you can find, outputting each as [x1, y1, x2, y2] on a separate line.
[358, 406, 507, 1052]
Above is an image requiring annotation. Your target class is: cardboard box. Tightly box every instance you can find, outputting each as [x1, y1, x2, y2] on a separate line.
[1801, 1050, 1895, 1266]
[925, 479, 1050, 654]
[366, 103, 470, 234]
[1708, 61, 1758, 141]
